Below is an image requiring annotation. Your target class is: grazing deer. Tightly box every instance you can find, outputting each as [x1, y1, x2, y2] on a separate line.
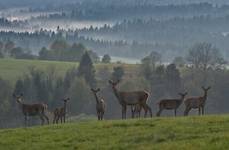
[156, 92, 188, 117]
[184, 86, 211, 116]
[53, 98, 70, 124]
[109, 80, 152, 119]
[13, 93, 49, 126]
[91, 88, 106, 120]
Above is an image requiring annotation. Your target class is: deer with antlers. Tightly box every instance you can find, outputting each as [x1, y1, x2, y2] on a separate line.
[91, 88, 105, 120]
[109, 80, 152, 119]
[53, 98, 70, 124]
[13, 93, 49, 126]
[156, 92, 188, 117]
[184, 86, 211, 116]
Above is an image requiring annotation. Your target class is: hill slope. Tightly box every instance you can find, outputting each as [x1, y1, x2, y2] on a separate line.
[0, 115, 229, 150]
[0, 58, 138, 84]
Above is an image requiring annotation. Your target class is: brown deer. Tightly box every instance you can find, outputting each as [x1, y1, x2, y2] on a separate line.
[184, 86, 211, 116]
[91, 88, 105, 120]
[109, 80, 152, 119]
[53, 98, 70, 124]
[156, 92, 188, 117]
[13, 93, 49, 126]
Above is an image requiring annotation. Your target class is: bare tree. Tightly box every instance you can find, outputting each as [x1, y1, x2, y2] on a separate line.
[186, 42, 226, 70]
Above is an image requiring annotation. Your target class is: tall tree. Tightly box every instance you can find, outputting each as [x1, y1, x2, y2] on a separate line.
[111, 66, 125, 82]
[78, 51, 96, 87]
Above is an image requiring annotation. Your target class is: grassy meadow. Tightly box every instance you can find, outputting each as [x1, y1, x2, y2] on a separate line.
[0, 115, 229, 149]
[0, 58, 139, 84]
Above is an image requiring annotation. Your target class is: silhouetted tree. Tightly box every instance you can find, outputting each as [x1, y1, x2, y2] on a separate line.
[112, 66, 125, 82]
[78, 51, 96, 87]
[102, 54, 111, 63]
[187, 42, 226, 70]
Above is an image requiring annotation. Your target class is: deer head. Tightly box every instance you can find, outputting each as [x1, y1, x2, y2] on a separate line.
[178, 92, 188, 99]
[202, 86, 211, 92]
[108, 80, 120, 88]
[91, 88, 100, 93]
[13, 93, 24, 104]
[62, 98, 70, 103]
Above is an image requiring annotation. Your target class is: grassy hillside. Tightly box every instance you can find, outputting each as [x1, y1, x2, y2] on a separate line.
[0, 58, 139, 84]
[0, 115, 229, 150]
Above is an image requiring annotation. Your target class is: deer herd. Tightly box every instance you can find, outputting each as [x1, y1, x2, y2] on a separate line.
[13, 79, 211, 126]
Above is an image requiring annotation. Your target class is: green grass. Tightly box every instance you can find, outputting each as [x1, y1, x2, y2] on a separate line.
[1, 115, 229, 150]
[0, 59, 78, 82]
[0, 58, 139, 84]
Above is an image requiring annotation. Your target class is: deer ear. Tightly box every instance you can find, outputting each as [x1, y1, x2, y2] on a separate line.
[97, 88, 101, 91]
[108, 80, 113, 84]
[207, 86, 211, 90]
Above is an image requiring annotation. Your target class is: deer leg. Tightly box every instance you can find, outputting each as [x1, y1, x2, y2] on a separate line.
[43, 113, 49, 124]
[122, 105, 126, 119]
[156, 108, 163, 117]
[60, 116, 63, 123]
[24, 115, 27, 127]
[144, 104, 152, 118]
[138, 110, 141, 118]
[198, 107, 201, 116]
[174, 109, 177, 117]
[99, 112, 101, 120]
[184, 107, 191, 116]
[131, 105, 135, 118]
[202, 106, 204, 115]
[53, 115, 56, 124]
[102, 112, 104, 120]
[97, 111, 100, 120]
[39, 114, 45, 125]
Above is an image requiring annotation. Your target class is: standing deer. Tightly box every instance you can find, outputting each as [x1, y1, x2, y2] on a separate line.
[109, 80, 152, 119]
[91, 88, 106, 120]
[156, 92, 187, 117]
[13, 93, 49, 126]
[53, 98, 70, 124]
[184, 86, 211, 116]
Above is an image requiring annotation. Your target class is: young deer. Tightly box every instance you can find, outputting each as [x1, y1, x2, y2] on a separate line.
[156, 92, 188, 117]
[184, 86, 211, 116]
[13, 93, 49, 126]
[109, 80, 152, 119]
[91, 88, 106, 120]
[53, 98, 70, 124]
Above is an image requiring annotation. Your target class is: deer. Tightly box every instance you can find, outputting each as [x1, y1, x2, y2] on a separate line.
[109, 80, 152, 119]
[156, 92, 188, 117]
[53, 98, 70, 124]
[13, 93, 49, 126]
[91, 88, 106, 120]
[184, 86, 211, 116]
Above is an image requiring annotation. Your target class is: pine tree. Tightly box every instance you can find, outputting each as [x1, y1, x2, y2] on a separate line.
[78, 51, 96, 87]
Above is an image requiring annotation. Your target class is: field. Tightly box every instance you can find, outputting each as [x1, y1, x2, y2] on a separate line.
[0, 58, 139, 84]
[0, 115, 229, 150]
